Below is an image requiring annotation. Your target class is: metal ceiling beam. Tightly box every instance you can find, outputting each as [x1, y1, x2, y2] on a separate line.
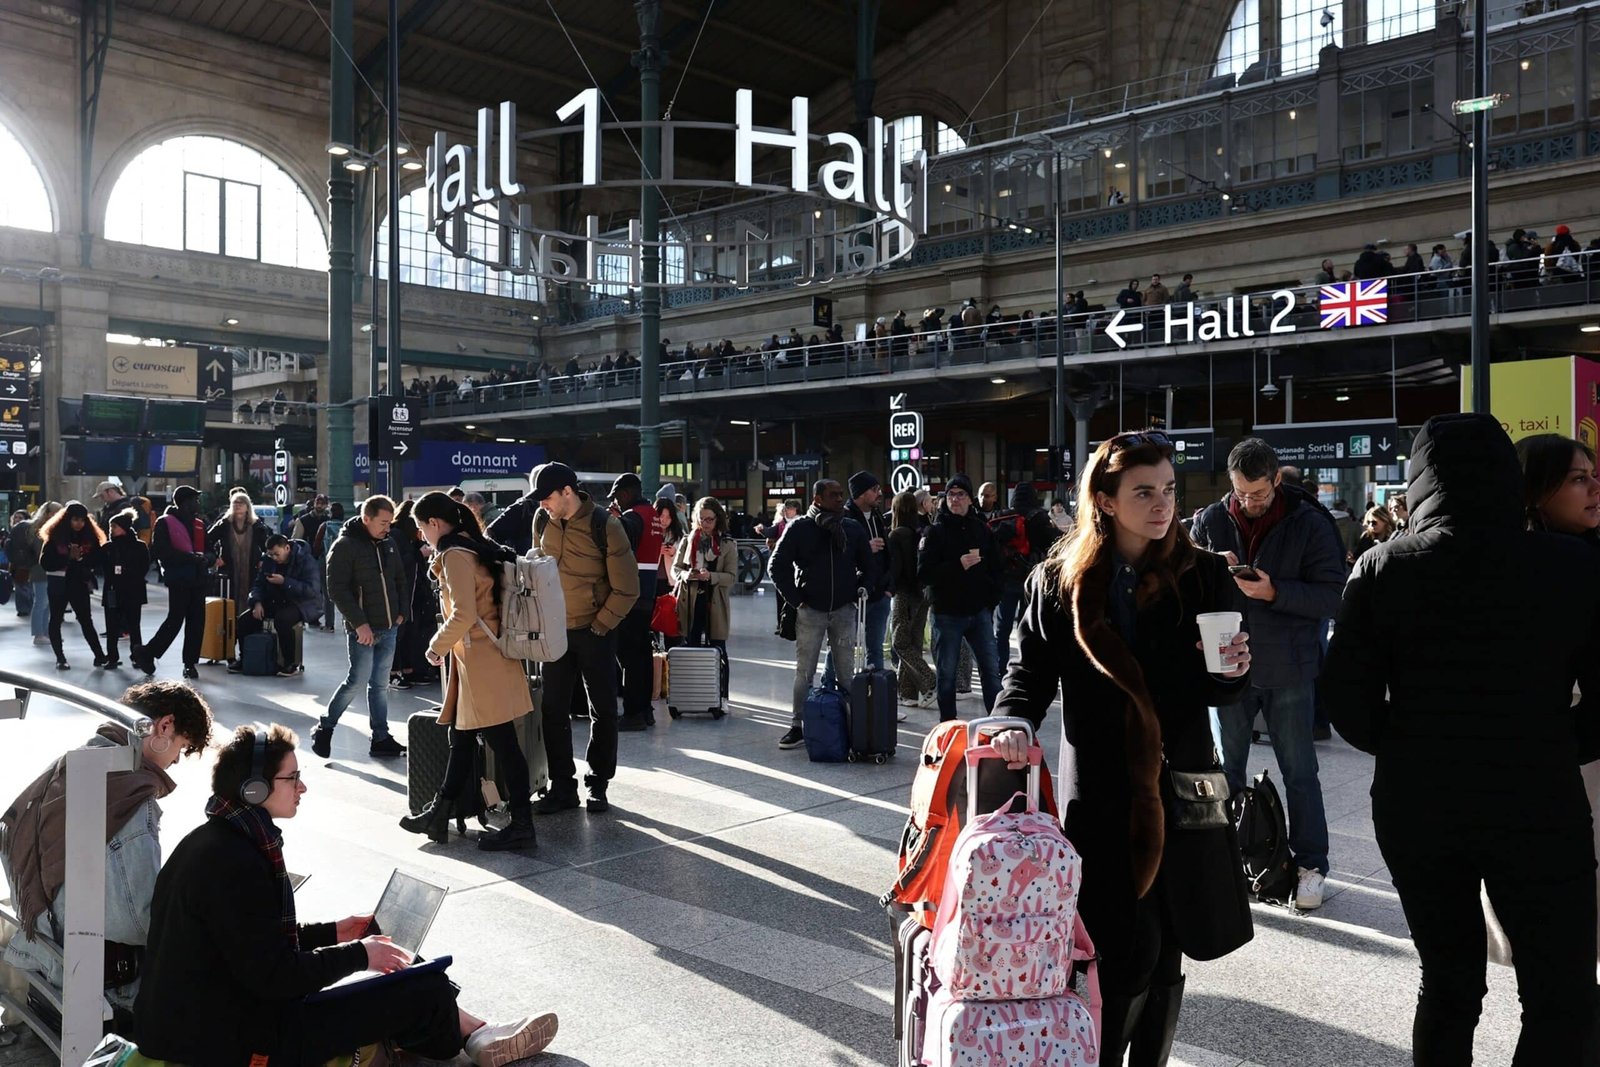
[355, 0, 449, 76]
[659, 0, 851, 77]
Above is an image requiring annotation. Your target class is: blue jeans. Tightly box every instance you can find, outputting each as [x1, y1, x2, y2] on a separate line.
[1217, 683, 1330, 875]
[931, 610, 1002, 722]
[993, 580, 1025, 659]
[29, 577, 48, 637]
[791, 604, 855, 728]
[320, 625, 399, 740]
[823, 595, 889, 687]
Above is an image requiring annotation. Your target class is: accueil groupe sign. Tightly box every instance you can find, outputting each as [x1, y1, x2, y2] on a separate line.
[425, 91, 930, 291]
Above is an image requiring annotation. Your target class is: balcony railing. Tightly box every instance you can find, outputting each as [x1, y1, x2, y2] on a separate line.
[422, 252, 1600, 418]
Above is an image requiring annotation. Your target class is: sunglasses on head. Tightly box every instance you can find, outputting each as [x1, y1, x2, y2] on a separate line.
[1109, 430, 1173, 451]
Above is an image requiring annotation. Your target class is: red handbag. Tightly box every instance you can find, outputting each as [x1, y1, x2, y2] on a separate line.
[650, 591, 680, 636]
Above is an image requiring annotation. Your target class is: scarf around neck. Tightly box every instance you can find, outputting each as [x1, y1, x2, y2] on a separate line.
[808, 504, 847, 552]
[205, 794, 297, 950]
[1226, 489, 1287, 565]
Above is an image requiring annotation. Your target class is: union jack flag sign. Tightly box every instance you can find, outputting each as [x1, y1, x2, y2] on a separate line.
[1320, 279, 1389, 328]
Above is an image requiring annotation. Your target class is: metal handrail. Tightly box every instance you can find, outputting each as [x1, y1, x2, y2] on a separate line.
[0, 670, 151, 1064]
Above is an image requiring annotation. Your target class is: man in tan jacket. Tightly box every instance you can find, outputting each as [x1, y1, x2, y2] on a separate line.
[527, 462, 639, 814]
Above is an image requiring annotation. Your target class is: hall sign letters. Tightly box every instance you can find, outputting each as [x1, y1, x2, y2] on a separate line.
[425, 90, 930, 292]
[1102, 281, 1390, 350]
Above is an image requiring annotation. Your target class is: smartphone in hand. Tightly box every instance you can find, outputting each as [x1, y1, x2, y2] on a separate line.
[1228, 564, 1261, 581]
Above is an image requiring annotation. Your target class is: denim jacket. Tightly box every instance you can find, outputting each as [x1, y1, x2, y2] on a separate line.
[2, 797, 162, 1011]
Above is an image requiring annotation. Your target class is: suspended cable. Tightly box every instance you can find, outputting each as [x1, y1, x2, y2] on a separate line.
[956, 0, 1060, 134]
[664, 1, 716, 121]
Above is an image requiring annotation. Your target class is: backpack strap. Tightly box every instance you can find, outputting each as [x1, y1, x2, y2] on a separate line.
[591, 507, 608, 555]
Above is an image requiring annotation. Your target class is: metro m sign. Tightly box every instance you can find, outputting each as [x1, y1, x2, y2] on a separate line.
[889, 411, 923, 450]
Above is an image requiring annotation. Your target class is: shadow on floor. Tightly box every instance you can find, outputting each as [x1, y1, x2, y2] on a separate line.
[1182, 993, 1412, 1066]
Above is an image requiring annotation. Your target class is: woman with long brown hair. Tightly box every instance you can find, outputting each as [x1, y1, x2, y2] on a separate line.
[38, 500, 108, 670]
[990, 431, 1253, 1066]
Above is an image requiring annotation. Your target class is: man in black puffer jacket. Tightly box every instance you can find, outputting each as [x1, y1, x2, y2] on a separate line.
[918, 474, 1004, 722]
[1191, 437, 1346, 909]
[1323, 413, 1600, 1063]
[770, 478, 871, 750]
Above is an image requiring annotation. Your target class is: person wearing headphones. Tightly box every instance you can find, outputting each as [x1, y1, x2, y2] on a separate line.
[133, 723, 558, 1066]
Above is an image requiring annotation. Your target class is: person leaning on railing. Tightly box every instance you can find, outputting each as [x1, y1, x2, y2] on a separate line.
[1, 681, 215, 1023]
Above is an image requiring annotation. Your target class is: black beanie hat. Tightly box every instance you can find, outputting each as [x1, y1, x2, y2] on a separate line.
[847, 470, 881, 499]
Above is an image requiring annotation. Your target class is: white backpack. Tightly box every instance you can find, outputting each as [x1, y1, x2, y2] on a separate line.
[462, 548, 567, 663]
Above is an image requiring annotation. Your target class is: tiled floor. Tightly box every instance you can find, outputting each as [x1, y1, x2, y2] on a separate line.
[0, 586, 1534, 1065]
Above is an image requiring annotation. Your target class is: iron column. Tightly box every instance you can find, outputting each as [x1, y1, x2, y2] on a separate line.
[1469, 0, 1490, 413]
[635, 0, 663, 495]
[326, 0, 355, 509]
[1053, 147, 1067, 500]
[385, 0, 404, 499]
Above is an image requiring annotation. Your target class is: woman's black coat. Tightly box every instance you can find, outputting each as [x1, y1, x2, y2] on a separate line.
[995, 549, 1250, 964]
[99, 534, 150, 607]
[134, 818, 366, 1065]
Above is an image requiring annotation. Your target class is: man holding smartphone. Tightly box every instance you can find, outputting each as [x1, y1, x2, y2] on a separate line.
[918, 474, 1005, 722]
[1192, 438, 1347, 909]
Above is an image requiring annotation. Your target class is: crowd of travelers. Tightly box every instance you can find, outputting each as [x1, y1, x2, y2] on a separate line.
[2, 415, 1597, 1064]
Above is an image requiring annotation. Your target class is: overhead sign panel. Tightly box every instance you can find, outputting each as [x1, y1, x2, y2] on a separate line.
[198, 348, 233, 402]
[107, 343, 198, 397]
[370, 397, 421, 464]
[1253, 420, 1400, 468]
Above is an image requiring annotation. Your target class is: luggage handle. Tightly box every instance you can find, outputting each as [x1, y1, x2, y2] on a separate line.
[964, 715, 1035, 750]
[854, 587, 867, 662]
[963, 742, 1042, 822]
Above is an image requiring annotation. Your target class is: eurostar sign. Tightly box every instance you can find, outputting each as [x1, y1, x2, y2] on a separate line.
[425, 91, 930, 292]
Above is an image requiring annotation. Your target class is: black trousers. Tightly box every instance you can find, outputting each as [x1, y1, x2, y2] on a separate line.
[294, 966, 462, 1063]
[1376, 780, 1599, 1066]
[47, 576, 104, 662]
[615, 608, 654, 717]
[103, 601, 143, 662]
[542, 626, 619, 787]
[440, 717, 532, 817]
[145, 579, 206, 666]
[236, 602, 308, 666]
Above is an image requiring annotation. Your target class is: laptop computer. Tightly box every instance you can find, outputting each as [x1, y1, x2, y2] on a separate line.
[309, 870, 448, 997]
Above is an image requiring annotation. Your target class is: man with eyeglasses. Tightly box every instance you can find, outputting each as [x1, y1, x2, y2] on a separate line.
[770, 479, 872, 750]
[1192, 437, 1347, 910]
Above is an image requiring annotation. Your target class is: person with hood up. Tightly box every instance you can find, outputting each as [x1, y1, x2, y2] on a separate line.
[138, 486, 210, 679]
[311, 496, 406, 759]
[1191, 438, 1345, 909]
[990, 481, 1062, 652]
[1, 681, 214, 1022]
[38, 500, 108, 670]
[917, 474, 1005, 721]
[237, 534, 323, 677]
[1323, 415, 1600, 1064]
[100, 509, 152, 669]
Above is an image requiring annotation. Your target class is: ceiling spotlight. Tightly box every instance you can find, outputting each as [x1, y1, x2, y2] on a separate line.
[1260, 381, 1281, 399]
[704, 233, 714, 241]
[1114, 161, 1127, 169]
[325, 142, 352, 156]
[395, 144, 410, 156]
[360, 322, 375, 333]
[990, 377, 1007, 385]
[222, 316, 240, 326]
[943, 182, 953, 192]
[1520, 58, 1531, 71]
[401, 159, 423, 172]
[1581, 324, 1600, 333]
[730, 419, 751, 426]
[343, 159, 369, 173]
[1335, 391, 1351, 402]
[1288, 109, 1297, 120]
[1221, 192, 1232, 201]
[529, 315, 541, 322]
[464, 424, 477, 430]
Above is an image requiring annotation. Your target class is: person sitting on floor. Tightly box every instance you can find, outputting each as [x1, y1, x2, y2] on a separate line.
[132, 723, 559, 1066]
[1, 682, 215, 1023]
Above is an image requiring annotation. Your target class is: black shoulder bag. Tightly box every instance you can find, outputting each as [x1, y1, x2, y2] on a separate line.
[1158, 753, 1254, 961]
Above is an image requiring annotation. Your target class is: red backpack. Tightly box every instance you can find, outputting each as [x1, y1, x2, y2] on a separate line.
[987, 511, 1033, 579]
[881, 717, 1057, 931]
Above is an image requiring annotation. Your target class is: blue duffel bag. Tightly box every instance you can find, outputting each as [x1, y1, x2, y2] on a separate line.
[801, 685, 849, 763]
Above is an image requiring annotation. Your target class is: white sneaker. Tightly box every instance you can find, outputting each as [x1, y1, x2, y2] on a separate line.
[465, 1011, 559, 1067]
[1295, 867, 1325, 910]
[917, 690, 937, 709]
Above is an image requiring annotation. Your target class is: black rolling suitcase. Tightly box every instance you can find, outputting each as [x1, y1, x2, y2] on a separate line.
[480, 668, 550, 803]
[406, 709, 451, 815]
[847, 590, 898, 764]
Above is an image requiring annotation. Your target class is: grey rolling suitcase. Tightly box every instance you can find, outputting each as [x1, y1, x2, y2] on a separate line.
[481, 670, 550, 802]
[666, 642, 724, 719]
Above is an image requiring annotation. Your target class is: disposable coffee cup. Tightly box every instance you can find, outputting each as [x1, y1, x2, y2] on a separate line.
[1196, 611, 1243, 674]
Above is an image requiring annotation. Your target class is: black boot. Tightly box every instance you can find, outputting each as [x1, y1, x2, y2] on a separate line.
[1097, 988, 1150, 1067]
[478, 811, 537, 851]
[1128, 977, 1185, 1067]
[399, 796, 454, 844]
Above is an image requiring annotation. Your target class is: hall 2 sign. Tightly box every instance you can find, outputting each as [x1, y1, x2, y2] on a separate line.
[1105, 292, 1301, 350]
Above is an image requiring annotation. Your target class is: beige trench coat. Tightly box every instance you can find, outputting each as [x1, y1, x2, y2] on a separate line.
[670, 532, 737, 640]
[428, 546, 531, 730]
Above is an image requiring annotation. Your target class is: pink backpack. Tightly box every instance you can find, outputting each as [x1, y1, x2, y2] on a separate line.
[922, 741, 1101, 1066]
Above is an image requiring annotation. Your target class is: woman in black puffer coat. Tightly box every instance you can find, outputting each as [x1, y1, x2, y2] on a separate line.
[1324, 415, 1600, 1066]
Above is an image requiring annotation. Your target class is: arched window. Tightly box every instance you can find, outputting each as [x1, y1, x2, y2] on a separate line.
[105, 135, 326, 270]
[885, 115, 969, 162]
[1216, 0, 1262, 79]
[377, 187, 539, 301]
[1215, 0, 1347, 77]
[0, 120, 53, 231]
[1367, 0, 1434, 43]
